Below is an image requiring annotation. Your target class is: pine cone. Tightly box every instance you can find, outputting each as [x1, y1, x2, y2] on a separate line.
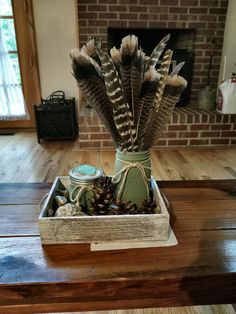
[137, 198, 159, 214]
[96, 176, 116, 194]
[90, 187, 114, 215]
[113, 200, 137, 215]
[90, 176, 116, 215]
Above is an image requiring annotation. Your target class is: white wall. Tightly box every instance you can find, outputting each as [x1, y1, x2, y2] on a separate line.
[219, 0, 236, 83]
[33, 0, 79, 101]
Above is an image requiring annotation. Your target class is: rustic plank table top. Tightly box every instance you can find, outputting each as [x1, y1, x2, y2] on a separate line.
[0, 180, 236, 313]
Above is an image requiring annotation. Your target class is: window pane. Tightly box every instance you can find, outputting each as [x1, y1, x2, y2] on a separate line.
[0, 18, 17, 51]
[9, 53, 22, 84]
[0, 0, 13, 16]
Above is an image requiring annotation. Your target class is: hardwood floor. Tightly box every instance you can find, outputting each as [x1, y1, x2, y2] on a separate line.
[0, 132, 236, 314]
[0, 132, 236, 183]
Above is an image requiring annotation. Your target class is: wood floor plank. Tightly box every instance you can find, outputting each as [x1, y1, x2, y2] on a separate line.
[0, 132, 236, 182]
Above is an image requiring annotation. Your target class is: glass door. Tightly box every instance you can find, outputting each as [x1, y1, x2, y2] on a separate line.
[0, 0, 21, 84]
[0, 0, 41, 128]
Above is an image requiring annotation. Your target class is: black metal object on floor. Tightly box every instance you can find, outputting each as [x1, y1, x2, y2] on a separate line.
[34, 91, 78, 143]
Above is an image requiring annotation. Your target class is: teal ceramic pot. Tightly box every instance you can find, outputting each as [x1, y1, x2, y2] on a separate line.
[113, 149, 151, 208]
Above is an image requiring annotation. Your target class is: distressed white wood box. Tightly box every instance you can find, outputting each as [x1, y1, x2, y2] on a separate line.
[39, 176, 170, 245]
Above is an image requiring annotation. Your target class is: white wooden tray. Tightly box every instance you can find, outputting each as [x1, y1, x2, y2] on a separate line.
[39, 176, 170, 245]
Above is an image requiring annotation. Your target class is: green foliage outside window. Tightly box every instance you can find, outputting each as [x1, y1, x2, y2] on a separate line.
[0, 0, 21, 84]
[0, 19, 17, 51]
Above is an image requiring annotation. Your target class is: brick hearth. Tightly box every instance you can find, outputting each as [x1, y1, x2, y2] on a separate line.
[78, 108, 236, 148]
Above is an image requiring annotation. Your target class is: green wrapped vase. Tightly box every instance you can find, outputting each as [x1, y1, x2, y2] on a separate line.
[113, 149, 151, 208]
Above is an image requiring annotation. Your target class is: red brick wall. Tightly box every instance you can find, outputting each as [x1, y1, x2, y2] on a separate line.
[78, 108, 236, 148]
[78, 0, 228, 103]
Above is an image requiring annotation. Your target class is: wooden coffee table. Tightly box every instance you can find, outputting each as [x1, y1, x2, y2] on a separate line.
[0, 180, 236, 313]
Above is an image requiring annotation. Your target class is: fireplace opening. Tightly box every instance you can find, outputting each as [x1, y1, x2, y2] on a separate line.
[107, 27, 196, 107]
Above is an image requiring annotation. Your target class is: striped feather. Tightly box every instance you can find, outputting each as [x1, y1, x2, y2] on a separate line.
[70, 51, 122, 146]
[170, 61, 185, 76]
[96, 47, 137, 151]
[154, 49, 173, 111]
[70, 49, 102, 77]
[136, 69, 160, 150]
[142, 75, 187, 150]
[145, 34, 170, 72]
[120, 35, 138, 114]
[80, 39, 96, 57]
[110, 46, 121, 77]
[131, 49, 145, 118]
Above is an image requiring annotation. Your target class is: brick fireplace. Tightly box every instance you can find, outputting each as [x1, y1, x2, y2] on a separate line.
[77, 0, 236, 148]
[78, 0, 228, 103]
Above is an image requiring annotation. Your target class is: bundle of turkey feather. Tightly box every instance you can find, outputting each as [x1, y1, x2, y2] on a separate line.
[70, 34, 187, 152]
